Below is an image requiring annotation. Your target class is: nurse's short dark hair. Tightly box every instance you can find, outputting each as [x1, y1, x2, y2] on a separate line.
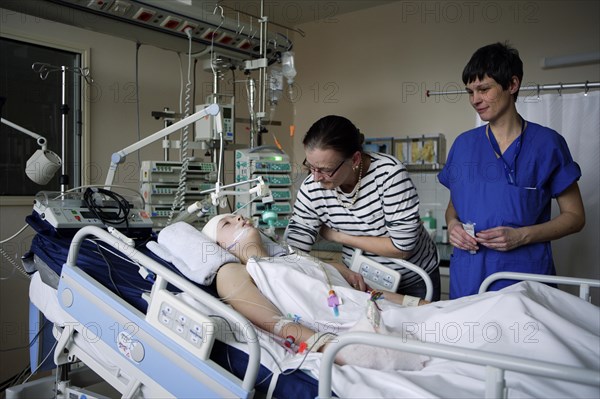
[462, 42, 523, 102]
[303, 115, 364, 158]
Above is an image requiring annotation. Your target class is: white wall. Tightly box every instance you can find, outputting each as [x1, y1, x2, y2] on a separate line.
[290, 1, 599, 163]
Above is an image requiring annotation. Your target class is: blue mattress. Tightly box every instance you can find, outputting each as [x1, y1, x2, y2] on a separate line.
[25, 213, 321, 399]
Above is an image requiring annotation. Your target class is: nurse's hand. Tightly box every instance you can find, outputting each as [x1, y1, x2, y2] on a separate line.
[476, 226, 525, 251]
[448, 220, 478, 252]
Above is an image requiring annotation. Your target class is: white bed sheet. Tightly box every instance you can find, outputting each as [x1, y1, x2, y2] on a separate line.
[245, 256, 600, 398]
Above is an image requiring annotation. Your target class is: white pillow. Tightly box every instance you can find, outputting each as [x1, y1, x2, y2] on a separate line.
[148, 222, 239, 286]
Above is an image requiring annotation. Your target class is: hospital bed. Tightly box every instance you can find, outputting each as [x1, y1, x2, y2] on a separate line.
[9, 214, 600, 398]
[17, 214, 313, 398]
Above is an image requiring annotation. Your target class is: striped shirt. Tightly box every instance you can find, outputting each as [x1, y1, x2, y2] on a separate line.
[284, 152, 438, 289]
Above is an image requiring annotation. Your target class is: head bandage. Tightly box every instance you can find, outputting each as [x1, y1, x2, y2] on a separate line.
[201, 214, 233, 242]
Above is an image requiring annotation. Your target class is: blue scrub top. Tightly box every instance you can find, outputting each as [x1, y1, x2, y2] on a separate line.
[438, 121, 581, 298]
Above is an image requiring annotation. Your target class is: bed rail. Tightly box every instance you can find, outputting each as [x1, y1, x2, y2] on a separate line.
[316, 332, 600, 399]
[479, 272, 600, 302]
[65, 226, 261, 394]
[389, 257, 433, 301]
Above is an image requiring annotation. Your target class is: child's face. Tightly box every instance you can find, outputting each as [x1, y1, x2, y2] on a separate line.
[216, 214, 258, 250]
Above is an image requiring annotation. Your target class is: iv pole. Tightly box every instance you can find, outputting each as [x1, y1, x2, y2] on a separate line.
[32, 62, 93, 194]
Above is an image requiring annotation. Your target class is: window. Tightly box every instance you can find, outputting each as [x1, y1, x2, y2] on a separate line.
[0, 36, 84, 196]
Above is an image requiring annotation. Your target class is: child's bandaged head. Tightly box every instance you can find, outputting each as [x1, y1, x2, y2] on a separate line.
[201, 213, 233, 242]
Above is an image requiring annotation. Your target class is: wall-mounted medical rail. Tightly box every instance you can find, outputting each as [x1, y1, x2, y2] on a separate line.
[219, 3, 306, 38]
[426, 81, 600, 97]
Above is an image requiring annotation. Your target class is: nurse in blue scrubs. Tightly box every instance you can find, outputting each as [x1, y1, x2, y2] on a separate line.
[438, 42, 585, 299]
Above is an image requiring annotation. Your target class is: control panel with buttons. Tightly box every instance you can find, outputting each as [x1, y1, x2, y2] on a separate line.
[146, 290, 216, 360]
[349, 250, 401, 292]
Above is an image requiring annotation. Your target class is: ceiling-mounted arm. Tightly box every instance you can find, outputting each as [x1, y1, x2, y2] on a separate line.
[1, 117, 62, 185]
[104, 103, 221, 188]
[1, 118, 49, 150]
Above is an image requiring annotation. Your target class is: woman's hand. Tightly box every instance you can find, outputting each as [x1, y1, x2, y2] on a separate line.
[476, 226, 525, 251]
[341, 267, 368, 291]
[326, 261, 368, 291]
[448, 220, 479, 252]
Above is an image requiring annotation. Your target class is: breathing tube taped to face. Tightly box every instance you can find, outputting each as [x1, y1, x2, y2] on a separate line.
[226, 227, 249, 251]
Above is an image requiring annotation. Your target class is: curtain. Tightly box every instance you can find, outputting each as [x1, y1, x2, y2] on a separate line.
[516, 91, 599, 283]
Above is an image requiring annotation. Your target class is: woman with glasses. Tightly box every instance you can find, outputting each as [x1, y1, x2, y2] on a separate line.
[438, 42, 585, 299]
[285, 115, 441, 301]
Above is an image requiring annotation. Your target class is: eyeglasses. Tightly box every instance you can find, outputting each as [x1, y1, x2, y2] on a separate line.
[302, 158, 347, 178]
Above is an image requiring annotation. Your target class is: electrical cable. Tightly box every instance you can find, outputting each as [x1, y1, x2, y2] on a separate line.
[208, 313, 337, 389]
[0, 319, 47, 353]
[82, 187, 130, 229]
[67, 184, 146, 209]
[0, 247, 27, 280]
[135, 42, 142, 167]
[167, 29, 194, 226]
[92, 240, 123, 297]
[21, 340, 58, 385]
[89, 240, 152, 292]
[0, 365, 30, 392]
[0, 224, 30, 244]
[0, 224, 31, 280]
[192, 58, 198, 158]
[0, 318, 50, 390]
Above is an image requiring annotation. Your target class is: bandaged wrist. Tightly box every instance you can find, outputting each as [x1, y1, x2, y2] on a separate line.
[402, 295, 421, 307]
[299, 332, 336, 354]
[273, 318, 295, 335]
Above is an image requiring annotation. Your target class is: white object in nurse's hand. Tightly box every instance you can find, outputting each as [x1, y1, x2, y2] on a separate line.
[462, 222, 476, 254]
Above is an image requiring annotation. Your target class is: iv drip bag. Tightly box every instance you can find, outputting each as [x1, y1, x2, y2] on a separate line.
[281, 51, 297, 85]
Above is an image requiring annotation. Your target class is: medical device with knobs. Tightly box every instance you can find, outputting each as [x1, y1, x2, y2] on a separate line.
[194, 101, 234, 142]
[235, 147, 292, 231]
[32, 191, 153, 237]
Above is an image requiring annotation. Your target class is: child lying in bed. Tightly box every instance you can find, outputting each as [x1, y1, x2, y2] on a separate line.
[200, 213, 430, 371]
[155, 213, 599, 379]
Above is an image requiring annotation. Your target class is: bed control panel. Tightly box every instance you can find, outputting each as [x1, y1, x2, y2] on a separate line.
[146, 290, 216, 360]
[350, 250, 401, 292]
